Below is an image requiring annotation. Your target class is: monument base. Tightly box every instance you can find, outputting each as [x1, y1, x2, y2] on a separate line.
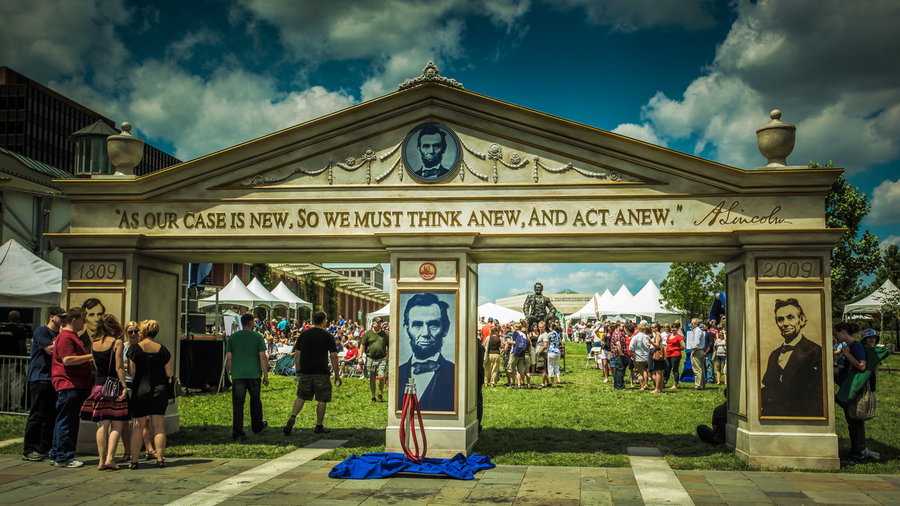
[385, 418, 478, 459]
[731, 425, 839, 470]
[76, 403, 180, 455]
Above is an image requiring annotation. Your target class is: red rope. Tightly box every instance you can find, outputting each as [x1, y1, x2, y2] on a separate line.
[399, 382, 427, 462]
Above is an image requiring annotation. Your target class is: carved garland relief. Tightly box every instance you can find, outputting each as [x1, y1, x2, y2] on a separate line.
[240, 122, 630, 187]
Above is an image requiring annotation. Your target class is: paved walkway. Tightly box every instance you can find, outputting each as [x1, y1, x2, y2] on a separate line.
[0, 444, 897, 505]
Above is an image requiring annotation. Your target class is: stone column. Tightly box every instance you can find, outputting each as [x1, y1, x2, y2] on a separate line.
[725, 249, 839, 470]
[384, 250, 479, 457]
[61, 250, 182, 453]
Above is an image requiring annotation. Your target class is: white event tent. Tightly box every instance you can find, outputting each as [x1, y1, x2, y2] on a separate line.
[478, 302, 525, 323]
[246, 277, 289, 308]
[568, 291, 606, 320]
[198, 276, 268, 309]
[601, 285, 635, 316]
[844, 280, 900, 315]
[0, 239, 61, 306]
[627, 279, 679, 322]
[270, 281, 313, 309]
[367, 303, 390, 325]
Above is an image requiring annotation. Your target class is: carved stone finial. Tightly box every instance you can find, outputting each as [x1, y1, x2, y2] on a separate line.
[397, 61, 464, 91]
[756, 109, 796, 167]
[106, 121, 145, 177]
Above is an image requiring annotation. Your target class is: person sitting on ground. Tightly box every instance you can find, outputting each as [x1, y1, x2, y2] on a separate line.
[340, 341, 359, 377]
[697, 389, 727, 444]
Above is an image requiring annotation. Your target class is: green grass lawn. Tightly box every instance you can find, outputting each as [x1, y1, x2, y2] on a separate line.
[1, 343, 897, 473]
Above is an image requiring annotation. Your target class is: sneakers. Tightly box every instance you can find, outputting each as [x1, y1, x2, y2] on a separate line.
[51, 459, 84, 468]
[283, 416, 296, 436]
[253, 421, 268, 434]
[313, 425, 331, 434]
[22, 451, 44, 462]
[863, 448, 881, 460]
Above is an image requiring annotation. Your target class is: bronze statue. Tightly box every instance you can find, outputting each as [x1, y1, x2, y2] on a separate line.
[523, 282, 557, 330]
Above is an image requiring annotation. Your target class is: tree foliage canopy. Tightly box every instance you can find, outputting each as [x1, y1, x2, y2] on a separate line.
[815, 162, 881, 319]
[659, 262, 724, 320]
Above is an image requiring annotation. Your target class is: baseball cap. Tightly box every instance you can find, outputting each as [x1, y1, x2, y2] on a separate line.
[49, 307, 66, 317]
[861, 328, 879, 340]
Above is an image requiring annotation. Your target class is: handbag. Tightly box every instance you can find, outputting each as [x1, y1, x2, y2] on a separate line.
[99, 345, 123, 401]
[847, 381, 876, 421]
[652, 347, 665, 361]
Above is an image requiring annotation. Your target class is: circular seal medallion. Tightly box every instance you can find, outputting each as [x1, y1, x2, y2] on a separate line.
[418, 262, 437, 280]
[402, 122, 462, 184]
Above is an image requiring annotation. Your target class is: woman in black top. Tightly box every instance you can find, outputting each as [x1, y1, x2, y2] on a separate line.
[79, 314, 129, 470]
[127, 320, 172, 468]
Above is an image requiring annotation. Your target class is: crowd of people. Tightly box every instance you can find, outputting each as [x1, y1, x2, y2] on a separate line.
[9, 302, 888, 469]
[479, 316, 728, 393]
[21, 307, 173, 469]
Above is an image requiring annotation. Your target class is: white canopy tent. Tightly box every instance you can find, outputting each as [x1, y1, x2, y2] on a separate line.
[246, 278, 289, 308]
[270, 281, 313, 309]
[600, 285, 635, 316]
[366, 303, 390, 325]
[628, 279, 680, 323]
[0, 239, 61, 306]
[844, 280, 900, 315]
[198, 276, 268, 309]
[567, 292, 604, 320]
[478, 302, 525, 323]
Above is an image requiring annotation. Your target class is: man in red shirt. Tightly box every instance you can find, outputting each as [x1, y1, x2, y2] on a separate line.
[50, 307, 93, 468]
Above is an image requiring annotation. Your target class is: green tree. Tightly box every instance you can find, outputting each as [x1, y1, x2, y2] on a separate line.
[816, 162, 881, 319]
[871, 244, 900, 289]
[659, 262, 722, 321]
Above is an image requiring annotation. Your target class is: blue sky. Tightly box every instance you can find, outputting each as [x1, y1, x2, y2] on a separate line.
[3, 0, 898, 303]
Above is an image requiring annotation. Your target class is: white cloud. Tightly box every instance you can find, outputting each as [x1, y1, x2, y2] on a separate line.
[636, 0, 900, 172]
[869, 179, 900, 225]
[553, 0, 715, 32]
[881, 235, 900, 250]
[611, 123, 665, 147]
[360, 50, 440, 101]
[0, 0, 131, 85]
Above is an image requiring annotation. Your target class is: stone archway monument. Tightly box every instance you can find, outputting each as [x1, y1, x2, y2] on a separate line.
[51, 63, 843, 470]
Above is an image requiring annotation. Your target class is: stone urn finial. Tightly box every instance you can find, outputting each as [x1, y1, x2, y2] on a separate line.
[756, 109, 796, 167]
[106, 122, 145, 176]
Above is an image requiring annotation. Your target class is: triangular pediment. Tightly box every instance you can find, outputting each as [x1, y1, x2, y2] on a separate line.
[56, 82, 838, 200]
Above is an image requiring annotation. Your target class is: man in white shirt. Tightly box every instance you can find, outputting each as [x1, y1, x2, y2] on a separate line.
[687, 318, 707, 390]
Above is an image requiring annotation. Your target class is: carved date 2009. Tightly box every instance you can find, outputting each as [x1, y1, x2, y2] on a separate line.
[757, 259, 820, 280]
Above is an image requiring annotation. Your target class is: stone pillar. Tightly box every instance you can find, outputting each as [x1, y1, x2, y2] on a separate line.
[61, 251, 182, 453]
[384, 251, 479, 457]
[725, 249, 839, 470]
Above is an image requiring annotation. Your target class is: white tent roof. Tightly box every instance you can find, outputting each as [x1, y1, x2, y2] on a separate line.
[198, 276, 268, 308]
[568, 292, 603, 319]
[628, 279, 678, 318]
[844, 280, 900, 314]
[270, 281, 313, 309]
[479, 302, 525, 323]
[366, 303, 390, 325]
[246, 278, 289, 308]
[600, 285, 634, 315]
[0, 239, 61, 306]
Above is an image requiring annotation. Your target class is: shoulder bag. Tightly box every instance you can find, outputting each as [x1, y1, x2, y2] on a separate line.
[847, 380, 876, 421]
[100, 343, 123, 401]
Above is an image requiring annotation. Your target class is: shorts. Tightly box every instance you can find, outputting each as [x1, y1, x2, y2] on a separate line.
[366, 358, 388, 378]
[534, 352, 547, 371]
[634, 361, 648, 374]
[715, 355, 726, 363]
[599, 349, 610, 360]
[296, 374, 332, 402]
[509, 355, 527, 375]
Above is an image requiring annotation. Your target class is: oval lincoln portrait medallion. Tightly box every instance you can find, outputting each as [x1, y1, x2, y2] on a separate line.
[402, 122, 461, 183]
[419, 262, 437, 280]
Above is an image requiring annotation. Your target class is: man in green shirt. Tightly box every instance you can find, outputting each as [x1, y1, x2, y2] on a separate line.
[225, 313, 269, 442]
[360, 317, 389, 402]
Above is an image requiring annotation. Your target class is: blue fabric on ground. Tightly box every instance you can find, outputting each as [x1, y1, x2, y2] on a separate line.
[328, 452, 495, 480]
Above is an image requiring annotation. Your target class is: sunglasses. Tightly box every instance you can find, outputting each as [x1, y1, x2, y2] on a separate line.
[127, 330, 140, 335]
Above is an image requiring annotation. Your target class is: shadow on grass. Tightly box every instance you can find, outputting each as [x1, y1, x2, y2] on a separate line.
[474, 427, 727, 458]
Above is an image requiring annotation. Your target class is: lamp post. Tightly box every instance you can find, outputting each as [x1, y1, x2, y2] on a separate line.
[106, 122, 145, 177]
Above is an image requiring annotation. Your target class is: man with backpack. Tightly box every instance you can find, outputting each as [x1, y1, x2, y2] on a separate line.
[507, 323, 530, 389]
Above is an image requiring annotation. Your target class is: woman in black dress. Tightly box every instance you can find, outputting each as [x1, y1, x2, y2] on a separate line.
[127, 320, 172, 468]
[79, 314, 129, 470]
